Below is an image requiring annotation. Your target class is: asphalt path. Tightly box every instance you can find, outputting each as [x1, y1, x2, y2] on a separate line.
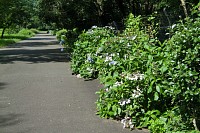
[0, 32, 148, 133]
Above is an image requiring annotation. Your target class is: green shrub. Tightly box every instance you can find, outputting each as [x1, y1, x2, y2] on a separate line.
[70, 12, 200, 132]
[160, 17, 200, 130]
[0, 39, 16, 47]
[71, 26, 115, 78]
[63, 28, 79, 52]
[56, 29, 67, 41]
[18, 29, 35, 37]
[30, 28, 39, 34]
[49, 30, 57, 35]
[95, 15, 160, 126]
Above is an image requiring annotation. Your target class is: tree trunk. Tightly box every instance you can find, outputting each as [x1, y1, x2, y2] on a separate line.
[94, 0, 104, 26]
[1, 27, 6, 39]
[180, 0, 188, 18]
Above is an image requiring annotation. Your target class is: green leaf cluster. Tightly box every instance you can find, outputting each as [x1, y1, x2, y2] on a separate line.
[71, 26, 115, 78]
[56, 28, 79, 53]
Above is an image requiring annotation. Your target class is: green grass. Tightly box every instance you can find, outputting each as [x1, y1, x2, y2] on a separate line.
[0, 29, 36, 47]
[0, 34, 29, 47]
[0, 39, 16, 47]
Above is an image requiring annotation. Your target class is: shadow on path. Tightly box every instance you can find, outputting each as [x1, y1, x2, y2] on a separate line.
[0, 48, 69, 64]
[0, 82, 7, 90]
[0, 113, 24, 127]
[0, 33, 69, 64]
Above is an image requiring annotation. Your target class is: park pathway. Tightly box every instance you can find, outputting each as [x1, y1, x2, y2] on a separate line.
[0, 32, 148, 133]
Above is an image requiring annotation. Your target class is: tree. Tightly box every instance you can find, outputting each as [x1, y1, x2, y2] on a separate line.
[0, 0, 32, 38]
[37, 0, 199, 31]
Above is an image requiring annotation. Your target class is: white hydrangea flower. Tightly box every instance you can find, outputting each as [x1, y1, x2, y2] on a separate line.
[76, 74, 82, 78]
[105, 56, 112, 62]
[127, 43, 131, 47]
[119, 100, 126, 106]
[91, 25, 97, 29]
[110, 53, 115, 57]
[118, 99, 131, 106]
[126, 99, 131, 104]
[105, 88, 109, 92]
[86, 67, 93, 74]
[125, 73, 144, 81]
[131, 35, 137, 40]
[121, 116, 134, 129]
[114, 81, 123, 87]
[132, 87, 142, 98]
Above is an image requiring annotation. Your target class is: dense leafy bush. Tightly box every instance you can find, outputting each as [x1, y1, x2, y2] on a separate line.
[71, 12, 200, 132]
[30, 28, 39, 34]
[158, 17, 200, 131]
[56, 29, 79, 52]
[96, 15, 162, 128]
[18, 29, 35, 37]
[49, 30, 57, 35]
[71, 26, 115, 78]
[62, 28, 79, 52]
[56, 29, 67, 41]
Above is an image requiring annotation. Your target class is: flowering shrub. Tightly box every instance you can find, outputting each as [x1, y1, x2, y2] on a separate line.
[71, 12, 200, 132]
[71, 26, 115, 78]
[95, 15, 161, 129]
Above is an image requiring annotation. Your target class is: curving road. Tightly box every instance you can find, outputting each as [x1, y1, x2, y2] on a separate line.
[0, 32, 148, 133]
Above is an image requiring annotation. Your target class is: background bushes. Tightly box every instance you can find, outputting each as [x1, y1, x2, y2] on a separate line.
[56, 29, 80, 53]
[0, 28, 36, 47]
[18, 29, 35, 37]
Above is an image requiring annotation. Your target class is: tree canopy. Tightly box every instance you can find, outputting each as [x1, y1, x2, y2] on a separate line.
[37, 0, 199, 30]
[0, 0, 199, 35]
[0, 0, 34, 38]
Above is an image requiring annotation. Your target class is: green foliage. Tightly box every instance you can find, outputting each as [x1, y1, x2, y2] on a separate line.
[0, 28, 35, 47]
[49, 30, 57, 35]
[0, 0, 33, 30]
[62, 28, 80, 53]
[0, 39, 16, 47]
[56, 28, 79, 52]
[71, 26, 115, 78]
[70, 12, 200, 132]
[161, 16, 200, 129]
[30, 29, 39, 34]
[56, 29, 67, 41]
[18, 29, 35, 37]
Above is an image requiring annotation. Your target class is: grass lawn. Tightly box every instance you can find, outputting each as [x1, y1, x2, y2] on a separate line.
[0, 29, 37, 48]
[0, 34, 29, 47]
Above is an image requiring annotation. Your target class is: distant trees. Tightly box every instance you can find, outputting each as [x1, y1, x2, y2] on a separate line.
[0, 0, 33, 38]
[0, 0, 198, 36]
[37, 0, 199, 30]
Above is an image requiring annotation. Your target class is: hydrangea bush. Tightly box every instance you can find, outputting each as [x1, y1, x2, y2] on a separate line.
[70, 12, 200, 132]
[71, 26, 115, 78]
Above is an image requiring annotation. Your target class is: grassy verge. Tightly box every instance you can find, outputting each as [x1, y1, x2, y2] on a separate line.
[0, 29, 38, 48]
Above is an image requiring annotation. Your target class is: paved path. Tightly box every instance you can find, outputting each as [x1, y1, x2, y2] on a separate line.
[0, 32, 148, 133]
